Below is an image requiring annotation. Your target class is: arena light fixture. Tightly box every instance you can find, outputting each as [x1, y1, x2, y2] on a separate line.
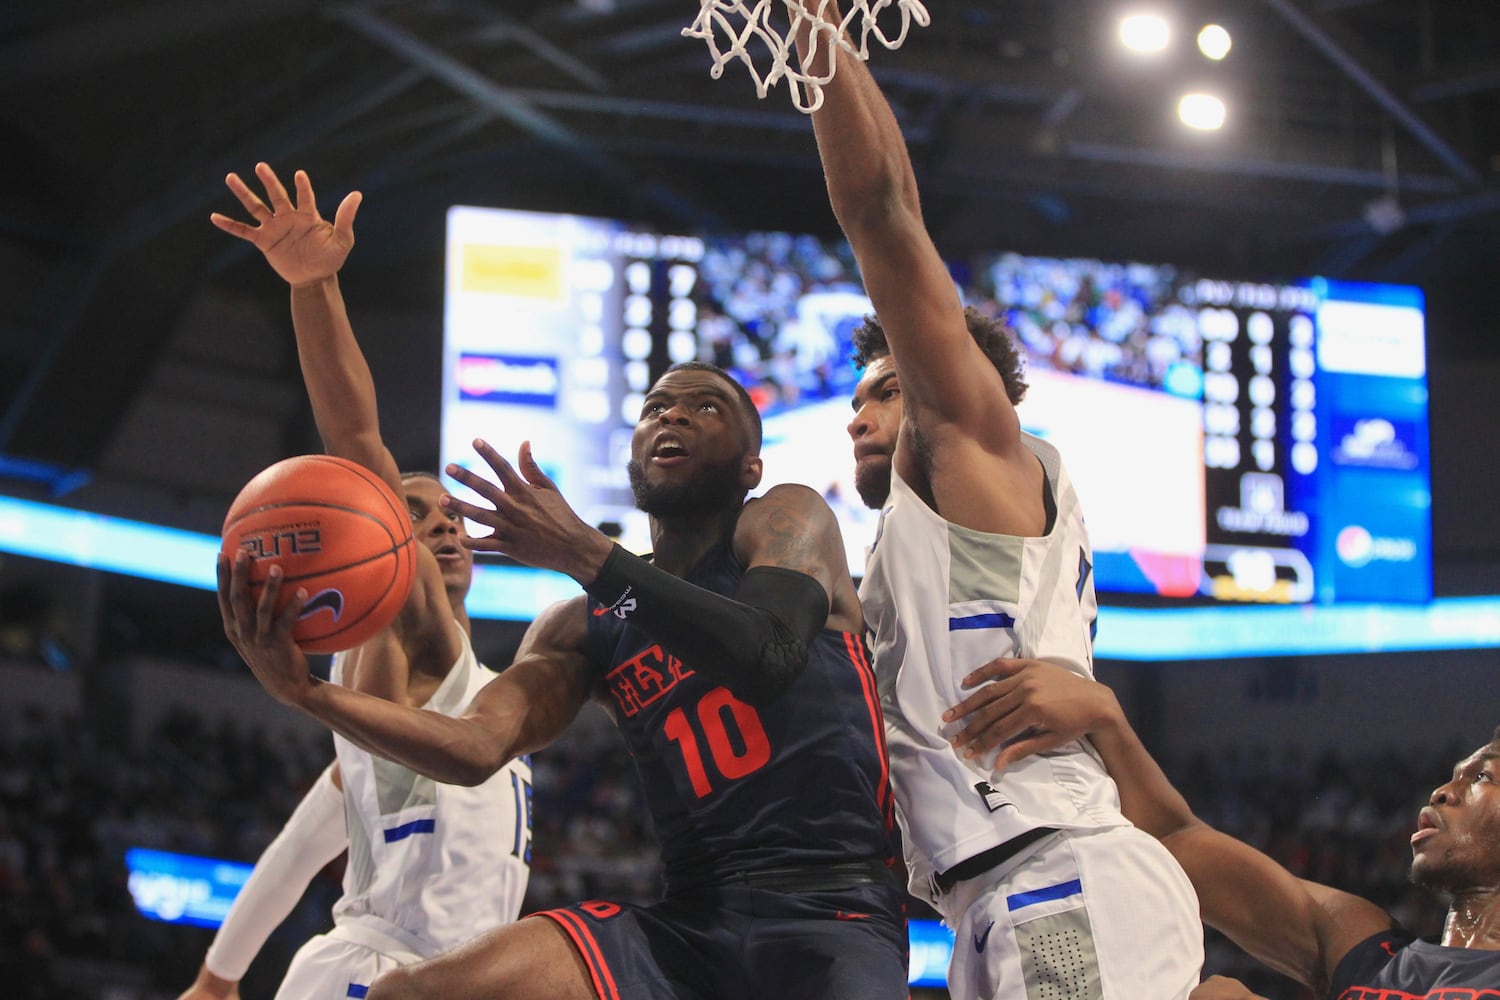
[1178, 92, 1227, 130]
[1198, 24, 1232, 60]
[1119, 12, 1170, 53]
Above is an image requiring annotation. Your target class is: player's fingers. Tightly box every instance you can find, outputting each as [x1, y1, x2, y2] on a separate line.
[292, 169, 317, 214]
[223, 172, 272, 220]
[226, 549, 257, 625]
[961, 657, 1029, 689]
[255, 161, 295, 212]
[440, 491, 508, 529]
[992, 729, 1064, 771]
[444, 462, 507, 508]
[256, 564, 285, 638]
[517, 441, 558, 490]
[951, 693, 1026, 756]
[209, 212, 261, 241]
[333, 190, 362, 243]
[216, 554, 238, 633]
[943, 675, 1020, 723]
[460, 535, 508, 554]
[277, 586, 308, 636]
[472, 438, 528, 494]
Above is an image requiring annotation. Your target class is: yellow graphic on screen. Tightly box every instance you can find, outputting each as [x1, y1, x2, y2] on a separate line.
[461, 244, 563, 299]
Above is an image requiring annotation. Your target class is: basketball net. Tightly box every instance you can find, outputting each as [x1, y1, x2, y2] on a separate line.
[683, 0, 930, 113]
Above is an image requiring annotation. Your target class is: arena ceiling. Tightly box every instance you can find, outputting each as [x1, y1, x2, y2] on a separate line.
[3, 0, 1499, 529]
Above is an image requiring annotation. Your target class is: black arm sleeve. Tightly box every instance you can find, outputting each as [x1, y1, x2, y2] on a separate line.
[584, 544, 830, 705]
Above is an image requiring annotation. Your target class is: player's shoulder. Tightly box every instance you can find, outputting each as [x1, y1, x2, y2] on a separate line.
[743, 482, 836, 523]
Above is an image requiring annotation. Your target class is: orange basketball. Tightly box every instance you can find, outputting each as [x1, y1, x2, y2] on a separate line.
[221, 455, 417, 654]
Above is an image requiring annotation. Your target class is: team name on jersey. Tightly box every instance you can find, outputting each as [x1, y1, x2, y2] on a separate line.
[607, 644, 696, 718]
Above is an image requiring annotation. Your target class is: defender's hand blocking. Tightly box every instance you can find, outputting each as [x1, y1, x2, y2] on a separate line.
[944, 658, 1119, 770]
[444, 440, 614, 585]
[209, 162, 362, 288]
[217, 550, 316, 708]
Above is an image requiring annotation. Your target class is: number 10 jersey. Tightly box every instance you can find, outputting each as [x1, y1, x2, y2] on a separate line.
[584, 527, 896, 892]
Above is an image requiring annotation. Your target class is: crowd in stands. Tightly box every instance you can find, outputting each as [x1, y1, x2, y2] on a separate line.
[691, 234, 1207, 419]
[0, 674, 1452, 1000]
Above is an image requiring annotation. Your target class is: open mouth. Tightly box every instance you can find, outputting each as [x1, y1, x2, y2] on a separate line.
[652, 436, 689, 464]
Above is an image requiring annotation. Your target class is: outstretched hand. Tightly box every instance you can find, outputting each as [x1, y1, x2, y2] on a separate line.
[442, 440, 614, 584]
[944, 658, 1119, 771]
[209, 162, 361, 288]
[217, 550, 316, 708]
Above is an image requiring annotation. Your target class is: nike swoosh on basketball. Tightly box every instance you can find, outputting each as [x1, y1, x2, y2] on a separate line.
[298, 588, 344, 622]
[974, 920, 995, 952]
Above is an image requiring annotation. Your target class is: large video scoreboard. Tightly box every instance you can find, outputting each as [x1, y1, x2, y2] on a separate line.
[441, 206, 1431, 612]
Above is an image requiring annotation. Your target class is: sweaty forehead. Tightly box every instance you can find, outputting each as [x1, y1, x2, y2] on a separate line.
[650, 368, 736, 399]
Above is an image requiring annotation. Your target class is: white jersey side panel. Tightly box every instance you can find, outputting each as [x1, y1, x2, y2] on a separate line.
[859, 433, 1125, 903]
[329, 627, 531, 957]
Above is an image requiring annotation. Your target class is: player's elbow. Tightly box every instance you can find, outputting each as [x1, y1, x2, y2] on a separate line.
[730, 640, 809, 707]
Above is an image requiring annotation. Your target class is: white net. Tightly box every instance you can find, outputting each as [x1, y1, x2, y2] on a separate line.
[683, 0, 930, 113]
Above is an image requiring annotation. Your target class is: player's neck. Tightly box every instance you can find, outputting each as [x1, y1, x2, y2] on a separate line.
[1441, 888, 1500, 949]
[647, 507, 739, 576]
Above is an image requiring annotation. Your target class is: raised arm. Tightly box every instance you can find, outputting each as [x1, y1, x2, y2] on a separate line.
[945, 658, 1395, 995]
[796, 3, 1020, 455]
[210, 164, 395, 487]
[211, 164, 454, 660]
[441, 443, 846, 705]
[219, 549, 594, 785]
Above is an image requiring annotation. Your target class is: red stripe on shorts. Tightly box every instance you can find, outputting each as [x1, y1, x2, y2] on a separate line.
[536, 908, 622, 1000]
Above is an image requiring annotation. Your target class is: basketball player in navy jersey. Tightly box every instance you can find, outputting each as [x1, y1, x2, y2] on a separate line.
[185, 164, 531, 1000]
[219, 355, 909, 998]
[787, 3, 1202, 998]
[948, 656, 1500, 999]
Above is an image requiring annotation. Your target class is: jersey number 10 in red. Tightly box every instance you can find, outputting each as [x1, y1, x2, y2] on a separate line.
[662, 686, 772, 798]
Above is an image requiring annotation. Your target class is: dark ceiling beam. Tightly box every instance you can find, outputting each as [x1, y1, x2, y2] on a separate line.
[0, 0, 319, 90]
[334, 5, 585, 148]
[1409, 63, 1500, 104]
[450, 0, 612, 92]
[1260, 0, 1482, 187]
[1062, 141, 1462, 194]
[118, 69, 426, 249]
[329, 5, 730, 228]
[1287, 189, 1500, 243]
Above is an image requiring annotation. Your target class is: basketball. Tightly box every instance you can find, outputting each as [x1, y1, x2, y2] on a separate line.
[221, 455, 418, 654]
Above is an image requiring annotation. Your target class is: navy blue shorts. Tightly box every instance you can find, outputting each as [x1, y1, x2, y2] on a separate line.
[536, 881, 910, 1000]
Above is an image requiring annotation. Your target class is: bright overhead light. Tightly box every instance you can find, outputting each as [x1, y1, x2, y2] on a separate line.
[1198, 24, 1232, 60]
[1178, 93, 1226, 130]
[1120, 13, 1170, 53]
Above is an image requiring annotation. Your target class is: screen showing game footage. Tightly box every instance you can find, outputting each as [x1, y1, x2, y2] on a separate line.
[441, 206, 1431, 612]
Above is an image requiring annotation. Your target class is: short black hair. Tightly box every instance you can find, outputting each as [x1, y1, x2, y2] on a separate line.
[400, 470, 443, 486]
[850, 305, 1028, 406]
[659, 361, 763, 452]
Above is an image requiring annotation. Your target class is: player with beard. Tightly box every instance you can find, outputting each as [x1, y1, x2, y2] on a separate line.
[800, 3, 1201, 997]
[219, 360, 909, 1000]
[946, 656, 1500, 999]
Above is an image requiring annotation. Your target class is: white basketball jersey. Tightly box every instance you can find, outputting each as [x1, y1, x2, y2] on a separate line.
[329, 626, 531, 958]
[859, 433, 1126, 904]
